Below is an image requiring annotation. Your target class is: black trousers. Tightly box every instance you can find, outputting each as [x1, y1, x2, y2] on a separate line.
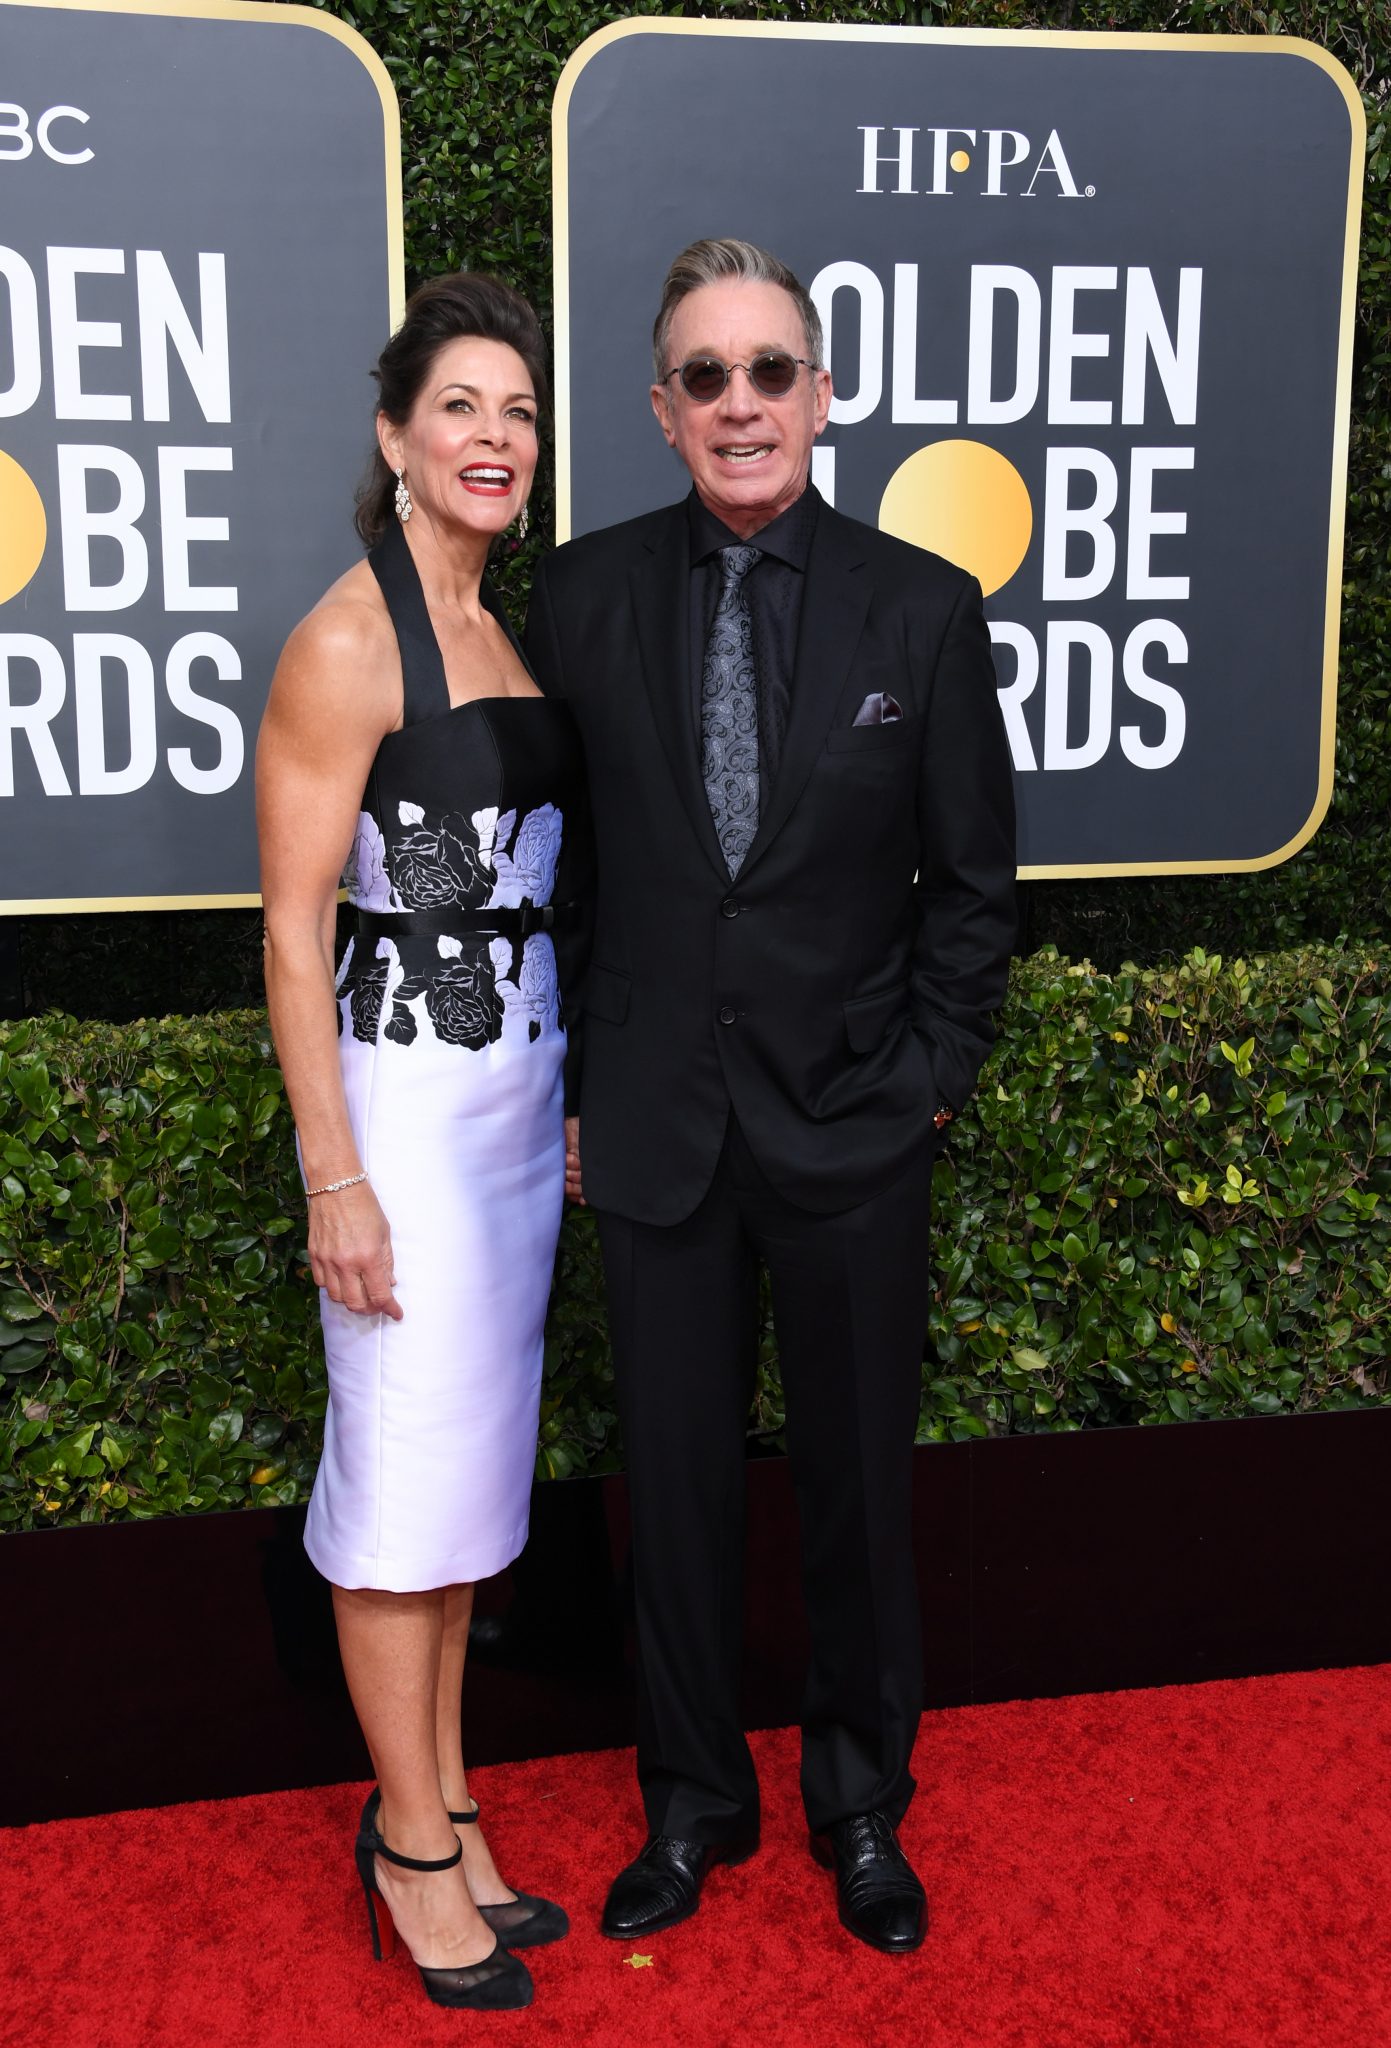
[596, 1115, 934, 1842]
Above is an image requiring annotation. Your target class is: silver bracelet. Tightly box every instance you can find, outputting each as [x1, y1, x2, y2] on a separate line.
[305, 1170, 369, 1199]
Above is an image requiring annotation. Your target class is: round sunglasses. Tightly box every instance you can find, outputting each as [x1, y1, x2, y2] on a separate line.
[662, 352, 816, 403]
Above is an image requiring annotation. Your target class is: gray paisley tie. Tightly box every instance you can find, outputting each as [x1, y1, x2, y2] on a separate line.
[701, 543, 763, 876]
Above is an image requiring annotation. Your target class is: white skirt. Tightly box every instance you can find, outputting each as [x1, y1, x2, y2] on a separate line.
[303, 934, 566, 1592]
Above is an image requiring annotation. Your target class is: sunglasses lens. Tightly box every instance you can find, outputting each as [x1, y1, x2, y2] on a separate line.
[680, 359, 728, 402]
[751, 353, 799, 396]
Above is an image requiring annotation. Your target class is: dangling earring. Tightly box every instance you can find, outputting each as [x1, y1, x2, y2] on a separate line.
[394, 468, 412, 524]
[518, 503, 529, 543]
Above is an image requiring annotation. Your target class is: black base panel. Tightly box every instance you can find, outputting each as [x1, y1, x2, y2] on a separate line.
[2, 1410, 1387, 1826]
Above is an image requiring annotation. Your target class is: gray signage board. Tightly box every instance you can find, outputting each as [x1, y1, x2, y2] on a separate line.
[0, 0, 401, 909]
[553, 22, 1363, 876]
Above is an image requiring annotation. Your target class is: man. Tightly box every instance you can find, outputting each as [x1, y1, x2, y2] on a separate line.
[527, 238, 1016, 1954]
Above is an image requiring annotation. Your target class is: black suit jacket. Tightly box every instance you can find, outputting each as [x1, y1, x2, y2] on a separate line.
[526, 491, 1017, 1223]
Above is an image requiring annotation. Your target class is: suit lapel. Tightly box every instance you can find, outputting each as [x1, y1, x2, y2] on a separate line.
[629, 508, 731, 883]
[741, 509, 871, 872]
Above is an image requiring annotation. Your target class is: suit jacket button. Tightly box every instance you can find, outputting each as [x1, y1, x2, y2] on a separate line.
[721, 898, 740, 919]
[718, 1005, 737, 1026]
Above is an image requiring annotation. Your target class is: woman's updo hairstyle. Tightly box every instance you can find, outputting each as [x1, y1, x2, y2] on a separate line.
[355, 271, 548, 547]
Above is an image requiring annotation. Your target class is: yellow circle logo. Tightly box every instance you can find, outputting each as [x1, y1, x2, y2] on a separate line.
[878, 439, 1032, 598]
[0, 449, 47, 605]
[949, 148, 971, 173]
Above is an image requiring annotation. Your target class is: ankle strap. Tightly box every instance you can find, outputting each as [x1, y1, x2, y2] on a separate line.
[448, 1800, 480, 1826]
[371, 1834, 464, 1873]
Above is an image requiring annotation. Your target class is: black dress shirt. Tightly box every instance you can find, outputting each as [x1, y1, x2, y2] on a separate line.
[688, 481, 820, 802]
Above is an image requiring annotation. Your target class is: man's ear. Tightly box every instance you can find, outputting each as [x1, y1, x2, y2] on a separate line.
[811, 366, 833, 440]
[650, 384, 678, 450]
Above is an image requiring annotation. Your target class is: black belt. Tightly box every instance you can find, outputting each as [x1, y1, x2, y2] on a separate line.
[357, 899, 573, 943]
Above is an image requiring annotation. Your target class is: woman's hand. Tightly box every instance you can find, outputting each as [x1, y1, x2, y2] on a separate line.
[564, 1116, 584, 1205]
[307, 1181, 404, 1320]
[258, 577, 404, 1314]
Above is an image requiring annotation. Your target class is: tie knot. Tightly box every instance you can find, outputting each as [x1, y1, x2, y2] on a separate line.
[717, 543, 762, 590]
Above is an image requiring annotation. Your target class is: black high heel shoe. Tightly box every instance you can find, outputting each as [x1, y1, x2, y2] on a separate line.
[355, 1791, 533, 2010]
[450, 1799, 570, 1948]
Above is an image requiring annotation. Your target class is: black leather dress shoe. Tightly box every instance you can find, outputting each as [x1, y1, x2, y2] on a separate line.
[810, 1811, 928, 1954]
[601, 1832, 759, 1938]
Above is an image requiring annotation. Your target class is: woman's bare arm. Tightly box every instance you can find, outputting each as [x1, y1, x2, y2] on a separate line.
[256, 573, 405, 1318]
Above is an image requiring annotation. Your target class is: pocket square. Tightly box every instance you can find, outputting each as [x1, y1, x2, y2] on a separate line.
[852, 692, 904, 727]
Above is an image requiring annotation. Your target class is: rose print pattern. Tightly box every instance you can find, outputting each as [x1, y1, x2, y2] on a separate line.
[517, 935, 560, 1044]
[425, 955, 505, 1049]
[490, 803, 563, 907]
[393, 802, 491, 909]
[343, 810, 397, 911]
[344, 947, 423, 1046]
[338, 797, 566, 1054]
[348, 952, 388, 1044]
[472, 806, 500, 872]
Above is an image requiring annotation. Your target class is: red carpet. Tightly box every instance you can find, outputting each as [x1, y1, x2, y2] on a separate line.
[5, 1666, 1391, 2048]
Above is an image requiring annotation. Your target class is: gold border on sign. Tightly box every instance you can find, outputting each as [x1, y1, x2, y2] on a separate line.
[551, 20, 1366, 881]
[0, 0, 404, 915]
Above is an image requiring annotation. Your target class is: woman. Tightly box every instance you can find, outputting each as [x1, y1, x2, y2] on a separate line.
[257, 273, 582, 2014]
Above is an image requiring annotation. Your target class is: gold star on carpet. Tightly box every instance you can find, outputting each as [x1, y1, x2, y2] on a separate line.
[624, 1953, 654, 1969]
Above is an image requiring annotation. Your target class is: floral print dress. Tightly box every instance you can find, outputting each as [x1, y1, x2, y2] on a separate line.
[302, 521, 585, 1593]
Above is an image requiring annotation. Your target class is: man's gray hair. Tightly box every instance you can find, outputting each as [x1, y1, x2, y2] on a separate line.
[652, 238, 825, 384]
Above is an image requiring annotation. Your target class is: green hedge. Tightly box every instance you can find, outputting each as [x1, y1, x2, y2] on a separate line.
[2, 946, 1386, 1529]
